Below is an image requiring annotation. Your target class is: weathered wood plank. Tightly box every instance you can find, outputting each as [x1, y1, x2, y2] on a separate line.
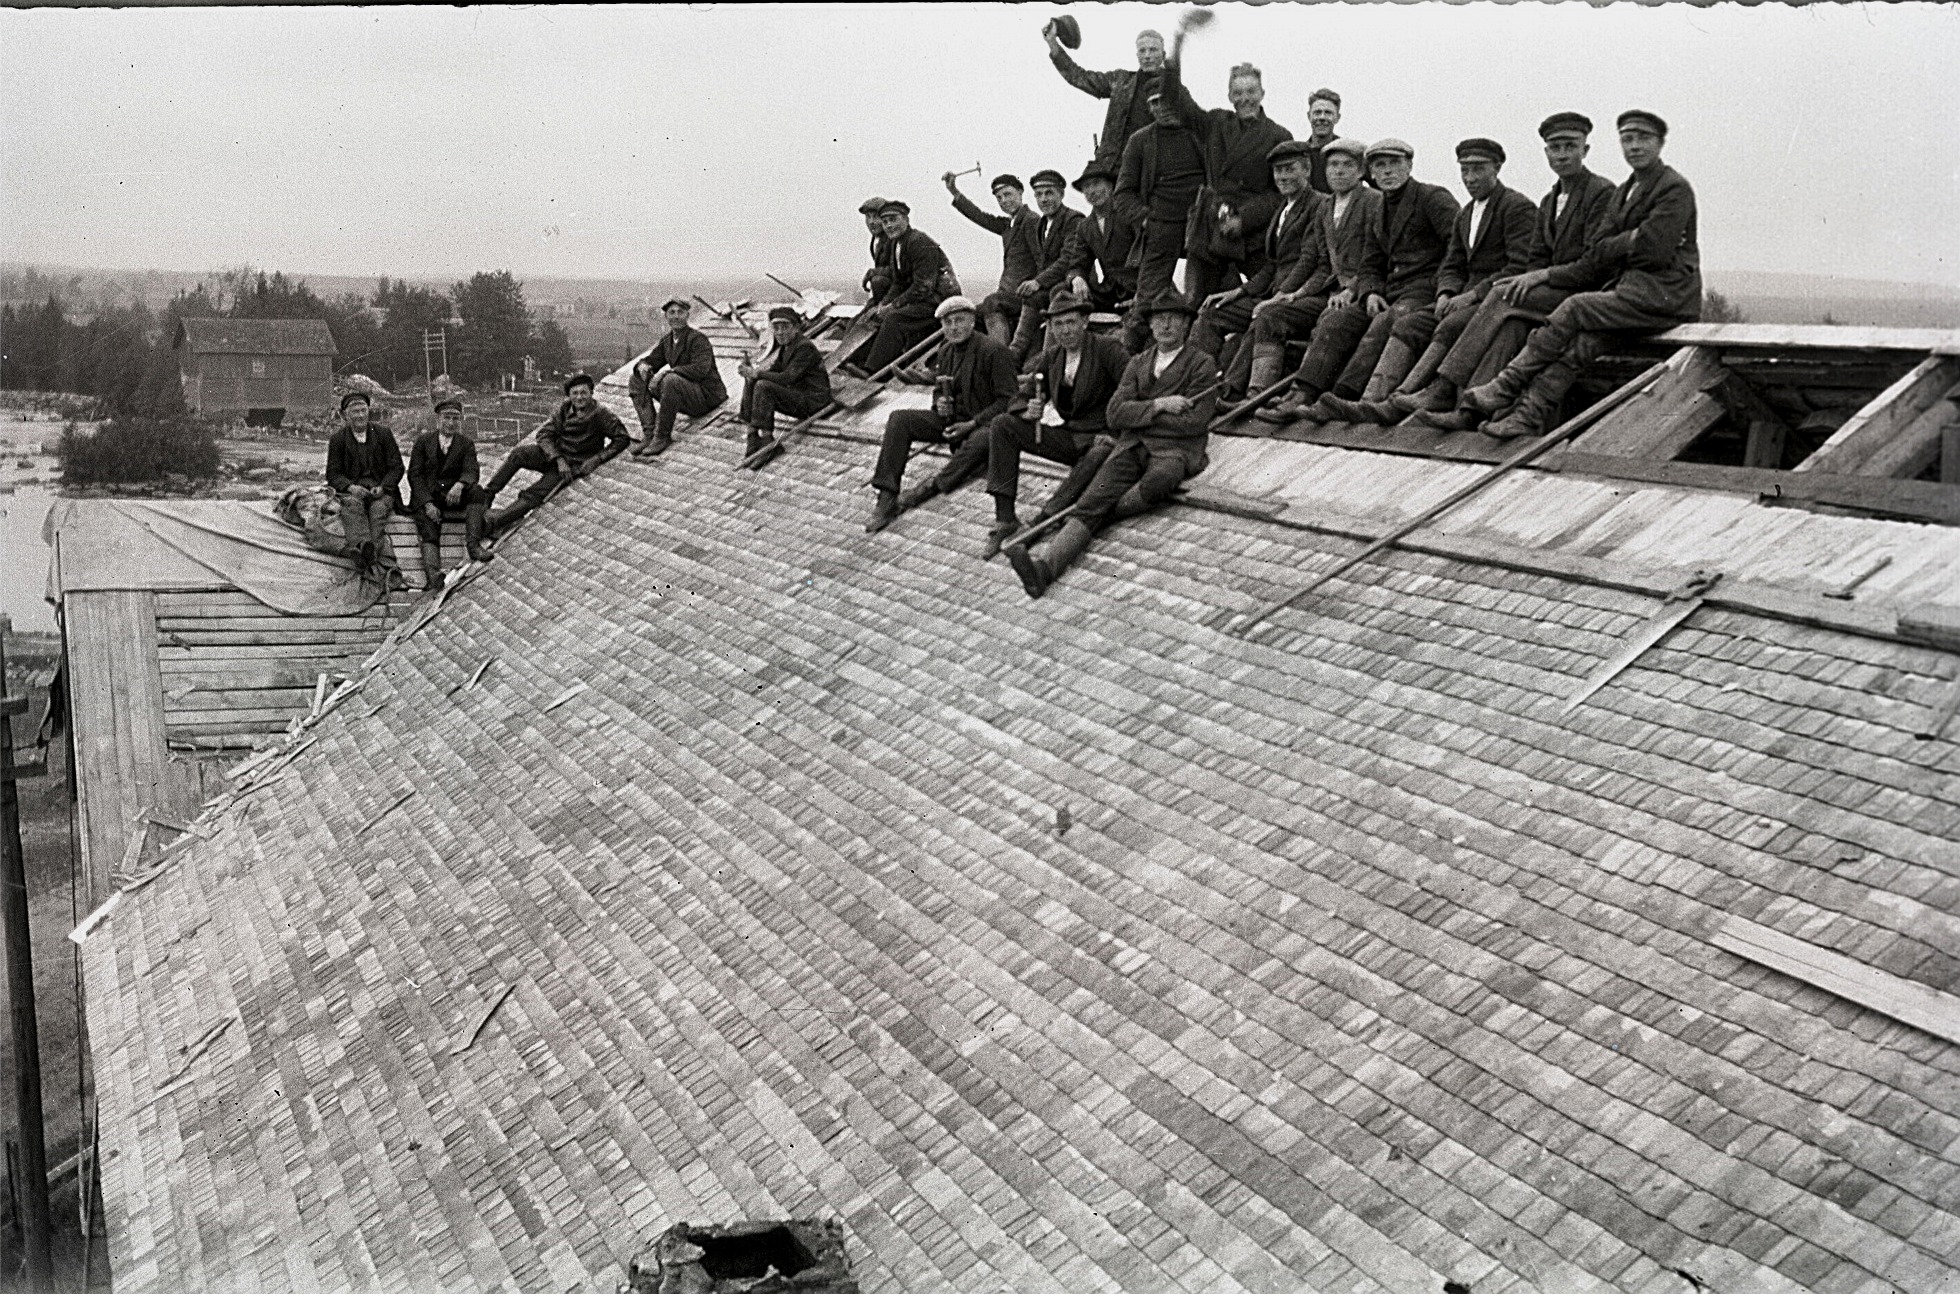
[1569, 346, 1727, 460]
[157, 629, 391, 648]
[1798, 356, 1960, 475]
[1650, 323, 1960, 353]
[1714, 915, 1960, 1047]
[157, 615, 391, 633]
[1857, 383, 1960, 480]
[164, 688, 317, 714]
[1547, 454, 1960, 525]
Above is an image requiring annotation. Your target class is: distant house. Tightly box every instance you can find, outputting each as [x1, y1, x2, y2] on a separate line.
[173, 317, 337, 416]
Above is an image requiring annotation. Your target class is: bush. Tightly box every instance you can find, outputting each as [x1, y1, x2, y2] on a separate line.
[57, 415, 221, 485]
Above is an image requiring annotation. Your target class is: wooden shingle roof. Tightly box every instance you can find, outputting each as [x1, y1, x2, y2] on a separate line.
[80, 412, 1960, 1292]
[172, 316, 337, 356]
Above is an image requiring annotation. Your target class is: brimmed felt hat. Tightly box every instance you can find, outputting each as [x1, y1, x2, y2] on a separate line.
[877, 199, 911, 216]
[858, 195, 888, 214]
[1143, 288, 1198, 318]
[1616, 109, 1668, 138]
[1455, 137, 1505, 166]
[767, 305, 800, 327]
[1321, 137, 1368, 163]
[1365, 137, 1415, 162]
[432, 397, 463, 415]
[1538, 112, 1592, 141]
[1029, 168, 1067, 191]
[1045, 15, 1081, 49]
[338, 391, 371, 413]
[1043, 288, 1092, 318]
[1072, 163, 1117, 189]
[562, 372, 595, 392]
[934, 295, 979, 320]
[1267, 139, 1315, 166]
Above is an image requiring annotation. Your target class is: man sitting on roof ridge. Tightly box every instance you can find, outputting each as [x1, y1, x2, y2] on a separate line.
[408, 397, 492, 588]
[1066, 162, 1139, 317]
[861, 200, 957, 373]
[1005, 289, 1217, 599]
[324, 391, 409, 592]
[947, 171, 1040, 354]
[737, 306, 832, 462]
[628, 297, 727, 458]
[860, 195, 895, 303]
[482, 372, 631, 535]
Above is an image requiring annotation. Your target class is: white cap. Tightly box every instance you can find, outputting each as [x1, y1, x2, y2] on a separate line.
[934, 295, 979, 320]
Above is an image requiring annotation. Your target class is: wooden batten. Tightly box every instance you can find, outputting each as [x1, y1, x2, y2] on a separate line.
[1715, 915, 1960, 1047]
[1566, 345, 1727, 461]
[1797, 355, 1960, 476]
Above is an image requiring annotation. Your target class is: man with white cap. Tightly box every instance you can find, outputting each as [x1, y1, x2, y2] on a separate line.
[865, 294, 1018, 533]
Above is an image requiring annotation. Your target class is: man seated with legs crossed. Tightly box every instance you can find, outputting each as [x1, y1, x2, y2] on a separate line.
[408, 396, 493, 587]
[1321, 136, 1535, 423]
[737, 306, 832, 462]
[865, 295, 1018, 533]
[483, 372, 632, 533]
[1458, 109, 1700, 439]
[1005, 290, 1217, 599]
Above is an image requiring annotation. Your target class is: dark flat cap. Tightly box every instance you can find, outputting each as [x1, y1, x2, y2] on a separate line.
[1029, 168, 1067, 191]
[338, 392, 371, 412]
[1267, 139, 1316, 166]
[1143, 288, 1198, 318]
[1616, 109, 1668, 138]
[432, 397, 463, 415]
[660, 297, 690, 311]
[1538, 112, 1593, 140]
[562, 372, 595, 392]
[1043, 288, 1092, 318]
[877, 198, 911, 216]
[766, 305, 800, 327]
[1455, 137, 1505, 165]
[990, 174, 1024, 193]
[1072, 163, 1117, 189]
[858, 195, 888, 214]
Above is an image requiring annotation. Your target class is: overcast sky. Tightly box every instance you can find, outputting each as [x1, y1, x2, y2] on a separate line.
[3, 2, 1956, 293]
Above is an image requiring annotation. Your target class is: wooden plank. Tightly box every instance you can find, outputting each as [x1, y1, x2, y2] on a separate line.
[164, 689, 317, 714]
[164, 708, 312, 730]
[1569, 346, 1727, 460]
[1798, 356, 1960, 475]
[1650, 323, 1960, 353]
[158, 615, 390, 633]
[1858, 383, 1960, 480]
[1546, 454, 1960, 525]
[157, 630, 391, 648]
[158, 644, 373, 662]
[1714, 915, 1960, 1047]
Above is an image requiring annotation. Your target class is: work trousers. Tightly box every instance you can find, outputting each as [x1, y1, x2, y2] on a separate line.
[1500, 287, 1690, 389]
[411, 486, 489, 546]
[862, 302, 940, 372]
[872, 409, 987, 496]
[336, 490, 401, 571]
[984, 413, 1098, 502]
[1295, 290, 1432, 397]
[1191, 294, 1262, 357]
[1073, 439, 1200, 529]
[486, 442, 597, 507]
[1431, 283, 1573, 390]
[740, 375, 828, 435]
[1119, 218, 1188, 353]
[1182, 255, 1244, 309]
[630, 368, 724, 437]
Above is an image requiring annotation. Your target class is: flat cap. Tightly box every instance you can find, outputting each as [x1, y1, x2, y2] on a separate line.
[877, 198, 910, 216]
[1143, 288, 1199, 318]
[1072, 162, 1117, 189]
[1029, 168, 1067, 191]
[990, 173, 1024, 193]
[562, 372, 595, 392]
[660, 297, 690, 311]
[1321, 137, 1368, 163]
[934, 295, 979, 320]
[766, 305, 801, 327]
[1455, 137, 1505, 165]
[1365, 137, 1415, 162]
[1538, 111, 1593, 141]
[1043, 288, 1092, 317]
[432, 397, 463, 415]
[1266, 139, 1316, 165]
[338, 391, 371, 413]
[1616, 109, 1668, 138]
[858, 195, 888, 214]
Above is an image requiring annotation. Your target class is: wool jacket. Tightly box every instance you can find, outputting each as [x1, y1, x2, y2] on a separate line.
[754, 335, 831, 405]
[1434, 181, 1537, 301]
[1113, 123, 1209, 229]
[1545, 163, 1701, 319]
[1527, 168, 1619, 271]
[1030, 206, 1089, 293]
[1106, 344, 1220, 448]
[535, 399, 631, 462]
[1290, 186, 1386, 300]
[1367, 178, 1461, 301]
[325, 425, 404, 501]
[1011, 332, 1130, 434]
[1073, 205, 1141, 295]
[1240, 189, 1324, 298]
[930, 333, 1019, 426]
[1162, 66, 1294, 235]
[884, 227, 955, 312]
[1048, 48, 1177, 172]
[952, 195, 1041, 295]
[646, 324, 727, 403]
[406, 429, 480, 511]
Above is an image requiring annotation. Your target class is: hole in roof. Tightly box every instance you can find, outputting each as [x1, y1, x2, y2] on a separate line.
[696, 1226, 817, 1280]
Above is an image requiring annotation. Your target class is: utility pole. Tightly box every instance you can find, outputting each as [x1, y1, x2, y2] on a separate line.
[422, 328, 449, 386]
[0, 617, 52, 1287]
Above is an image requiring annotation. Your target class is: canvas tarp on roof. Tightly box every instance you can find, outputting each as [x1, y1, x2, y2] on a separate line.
[46, 498, 381, 615]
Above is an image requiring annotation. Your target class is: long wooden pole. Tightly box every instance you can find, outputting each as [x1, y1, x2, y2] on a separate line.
[1211, 374, 1295, 428]
[0, 618, 52, 1287]
[738, 331, 943, 471]
[1227, 358, 1672, 637]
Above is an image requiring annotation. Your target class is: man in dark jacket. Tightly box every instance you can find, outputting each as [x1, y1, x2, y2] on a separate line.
[1321, 136, 1535, 422]
[862, 200, 955, 372]
[629, 298, 727, 457]
[407, 397, 491, 586]
[865, 296, 1018, 533]
[737, 306, 832, 460]
[1005, 290, 1217, 599]
[1114, 90, 1209, 352]
[1301, 89, 1343, 194]
[1163, 61, 1294, 304]
[1192, 139, 1322, 397]
[1010, 170, 1088, 360]
[324, 391, 407, 591]
[1045, 24, 1174, 174]
[947, 172, 1040, 350]
[483, 372, 630, 533]
[1066, 163, 1139, 314]
[1461, 109, 1701, 438]
[1402, 113, 1620, 429]
[860, 196, 894, 300]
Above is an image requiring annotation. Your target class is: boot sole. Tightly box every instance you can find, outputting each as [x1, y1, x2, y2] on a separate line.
[1003, 545, 1047, 598]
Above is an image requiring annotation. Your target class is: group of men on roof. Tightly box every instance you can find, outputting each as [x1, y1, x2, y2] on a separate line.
[314, 13, 1700, 604]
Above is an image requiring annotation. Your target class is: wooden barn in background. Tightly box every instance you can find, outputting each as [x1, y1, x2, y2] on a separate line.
[172, 317, 336, 417]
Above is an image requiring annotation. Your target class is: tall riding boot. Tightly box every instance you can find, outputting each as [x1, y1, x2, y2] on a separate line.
[1246, 343, 1285, 399]
[1362, 337, 1418, 403]
[420, 541, 444, 591]
[487, 496, 539, 536]
[1397, 336, 1451, 397]
[1006, 517, 1095, 599]
[463, 502, 493, 562]
[1484, 334, 1599, 440]
[1462, 322, 1566, 418]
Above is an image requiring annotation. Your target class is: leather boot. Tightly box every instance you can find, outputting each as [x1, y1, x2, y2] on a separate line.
[487, 498, 538, 536]
[1393, 380, 1455, 417]
[1246, 343, 1285, 400]
[744, 427, 766, 459]
[1408, 407, 1481, 433]
[1256, 382, 1317, 424]
[1462, 324, 1564, 418]
[1299, 393, 1348, 425]
[865, 489, 900, 533]
[897, 479, 940, 513]
[420, 541, 444, 591]
[1486, 347, 1589, 439]
[1362, 337, 1417, 403]
[1043, 517, 1095, 580]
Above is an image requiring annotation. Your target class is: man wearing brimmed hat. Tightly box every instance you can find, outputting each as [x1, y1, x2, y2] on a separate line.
[1156, 59, 1295, 304]
[864, 295, 1017, 533]
[1396, 112, 1619, 430]
[406, 397, 492, 586]
[945, 171, 1041, 351]
[1045, 21, 1180, 175]
[324, 390, 408, 591]
[736, 306, 832, 463]
[1004, 289, 1216, 599]
[1251, 137, 1383, 420]
[1066, 162, 1139, 316]
[482, 372, 631, 534]
[628, 297, 727, 458]
[1459, 109, 1700, 438]
[1321, 136, 1534, 424]
[1193, 138, 1323, 397]
[862, 199, 958, 372]
[966, 288, 1132, 558]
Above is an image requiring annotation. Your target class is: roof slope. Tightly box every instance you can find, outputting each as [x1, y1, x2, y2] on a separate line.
[173, 316, 337, 355]
[83, 423, 1960, 1294]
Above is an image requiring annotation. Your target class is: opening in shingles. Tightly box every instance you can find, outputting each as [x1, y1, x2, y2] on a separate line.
[696, 1226, 817, 1280]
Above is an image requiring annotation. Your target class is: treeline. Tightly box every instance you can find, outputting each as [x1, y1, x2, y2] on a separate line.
[0, 267, 578, 413]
